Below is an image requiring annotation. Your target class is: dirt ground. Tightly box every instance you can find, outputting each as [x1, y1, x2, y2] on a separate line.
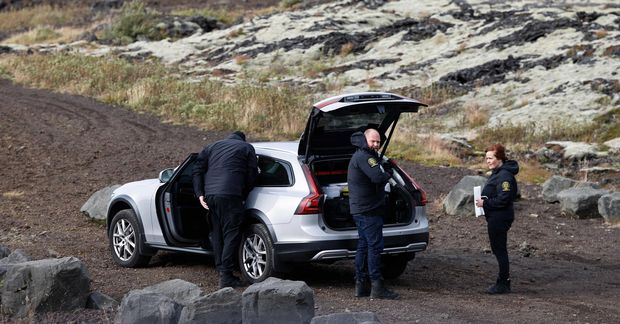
[1, 78, 619, 323]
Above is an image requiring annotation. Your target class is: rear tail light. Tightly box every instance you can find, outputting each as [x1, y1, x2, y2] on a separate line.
[390, 160, 427, 206]
[295, 164, 324, 214]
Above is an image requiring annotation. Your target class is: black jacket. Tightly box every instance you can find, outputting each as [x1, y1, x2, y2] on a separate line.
[482, 160, 519, 220]
[347, 131, 391, 215]
[192, 133, 258, 199]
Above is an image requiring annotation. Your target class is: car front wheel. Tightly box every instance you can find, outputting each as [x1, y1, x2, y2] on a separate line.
[109, 209, 152, 268]
[239, 224, 274, 283]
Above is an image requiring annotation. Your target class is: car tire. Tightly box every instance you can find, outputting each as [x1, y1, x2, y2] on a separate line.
[109, 209, 152, 268]
[239, 224, 274, 283]
[381, 254, 412, 279]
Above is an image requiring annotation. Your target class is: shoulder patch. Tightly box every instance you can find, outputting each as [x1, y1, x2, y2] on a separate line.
[502, 181, 511, 191]
[367, 157, 378, 167]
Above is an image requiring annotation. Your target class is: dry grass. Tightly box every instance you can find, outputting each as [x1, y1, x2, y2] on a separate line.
[3, 26, 85, 45]
[2, 190, 25, 199]
[388, 132, 463, 166]
[516, 159, 551, 185]
[594, 29, 609, 39]
[0, 5, 90, 32]
[0, 53, 313, 140]
[340, 42, 354, 57]
[463, 102, 489, 128]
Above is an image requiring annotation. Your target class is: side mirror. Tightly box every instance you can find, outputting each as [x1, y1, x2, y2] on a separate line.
[159, 168, 174, 183]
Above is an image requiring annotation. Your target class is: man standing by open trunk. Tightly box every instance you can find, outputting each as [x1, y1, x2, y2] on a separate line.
[347, 128, 399, 299]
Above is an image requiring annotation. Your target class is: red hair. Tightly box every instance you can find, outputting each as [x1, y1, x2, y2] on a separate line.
[486, 144, 507, 161]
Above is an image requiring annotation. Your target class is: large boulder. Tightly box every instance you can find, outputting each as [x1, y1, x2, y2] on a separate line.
[0, 249, 31, 279]
[557, 187, 612, 219]
[541, 176, 579, 203]
[311, 311, 380, 324]
[115, 290, 183, 324]
[115, 279, 204, 323]
[141, 279, 204, 307]
[443, 176, 488, 217]
[179, 287, 242, 324]
[242, 277, 315, 324]
[541, 176, 599, 203]
[1, 257, 91, 318]
[80, 185, 120, 220]
[598, 192, 620, 225]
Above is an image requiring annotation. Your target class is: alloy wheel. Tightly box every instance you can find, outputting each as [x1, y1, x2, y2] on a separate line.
[242, 233, 267, 279]
[112, 219, 136, 262]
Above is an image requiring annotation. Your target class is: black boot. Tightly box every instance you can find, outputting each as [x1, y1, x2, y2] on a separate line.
[355, 279, 370, 297]
[219, 272, 245, 289]
[370, 280, 399, 300]
[486, 278, 511, 294]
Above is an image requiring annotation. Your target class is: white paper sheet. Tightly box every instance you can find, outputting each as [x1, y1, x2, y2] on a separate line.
[473, 186, 485, 217]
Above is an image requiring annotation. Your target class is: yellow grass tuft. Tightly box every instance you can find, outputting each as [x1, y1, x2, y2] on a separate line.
[3, 190, 25, 199]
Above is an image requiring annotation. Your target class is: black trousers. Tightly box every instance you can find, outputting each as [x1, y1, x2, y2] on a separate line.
[487, 216, 513, 281]
[205, 195, 244, 274]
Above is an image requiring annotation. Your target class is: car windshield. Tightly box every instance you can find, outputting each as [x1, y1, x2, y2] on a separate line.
[317, 112, 385, 131]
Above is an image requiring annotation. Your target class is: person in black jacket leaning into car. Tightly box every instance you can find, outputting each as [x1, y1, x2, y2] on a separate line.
[348, 128, 398, 299]
[476, 143, 519, 294]
[192, 131, 258, 288]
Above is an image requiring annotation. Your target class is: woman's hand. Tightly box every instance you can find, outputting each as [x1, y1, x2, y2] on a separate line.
[475, 198, 484, 208]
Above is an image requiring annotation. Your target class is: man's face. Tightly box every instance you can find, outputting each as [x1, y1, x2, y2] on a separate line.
[365, 131, 381, 152]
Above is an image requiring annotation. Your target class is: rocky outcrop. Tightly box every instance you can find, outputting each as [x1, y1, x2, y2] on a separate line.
[179, 287, 242, 324]
[114, 277, 324, 324]
[80, 184, 120, 220]
[116, 290, 184, 324]
[242, 277, 315, 324]
[443, 176, 488, 217]
[542, 176, 585, 203]
[557, 187, 611, 219]
[0, 257, 91, 318]
[598, 192, 620, 225]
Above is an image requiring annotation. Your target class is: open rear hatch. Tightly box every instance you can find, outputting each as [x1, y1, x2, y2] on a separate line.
[298, 92, 426, 230]
[298, 92, 426, 162]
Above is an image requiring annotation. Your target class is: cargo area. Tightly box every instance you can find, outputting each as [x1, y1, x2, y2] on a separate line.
[311, 158, 416, 230]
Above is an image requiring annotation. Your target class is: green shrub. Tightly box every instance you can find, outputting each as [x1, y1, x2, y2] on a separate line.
[99, 0, 163, 45]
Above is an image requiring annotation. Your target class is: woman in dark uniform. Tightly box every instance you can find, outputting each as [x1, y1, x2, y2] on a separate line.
[475, 144, 519, 294]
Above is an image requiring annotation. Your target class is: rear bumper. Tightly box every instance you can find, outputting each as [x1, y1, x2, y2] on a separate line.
[273, 232, 429, 264]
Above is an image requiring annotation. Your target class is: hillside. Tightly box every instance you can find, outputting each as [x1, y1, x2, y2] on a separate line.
[65, 1, 620, 129]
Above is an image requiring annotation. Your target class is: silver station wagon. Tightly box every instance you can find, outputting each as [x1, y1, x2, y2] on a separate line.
[107, 92, 429, 283]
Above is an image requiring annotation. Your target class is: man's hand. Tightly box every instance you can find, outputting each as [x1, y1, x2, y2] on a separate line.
[199, 196, 209, 210]
[381, 161, 394, 176]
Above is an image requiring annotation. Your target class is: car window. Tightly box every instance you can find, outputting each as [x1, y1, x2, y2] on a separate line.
[317, 112, 385, 131]
[256, 156, 293, 187]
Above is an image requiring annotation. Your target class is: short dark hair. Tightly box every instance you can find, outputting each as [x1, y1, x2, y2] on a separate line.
[233, 130, 246, 141]
[486, 144, 507, 161]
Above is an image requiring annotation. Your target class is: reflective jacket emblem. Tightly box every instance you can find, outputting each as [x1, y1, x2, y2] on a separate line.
[368, 157, 378, 167]
[502, 181, 511, 191]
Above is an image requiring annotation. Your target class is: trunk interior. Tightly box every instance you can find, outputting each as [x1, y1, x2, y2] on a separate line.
[311, 158, 416, 231]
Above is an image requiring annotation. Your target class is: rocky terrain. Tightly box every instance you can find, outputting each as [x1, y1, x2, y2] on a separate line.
[5, 0, 617, 131]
